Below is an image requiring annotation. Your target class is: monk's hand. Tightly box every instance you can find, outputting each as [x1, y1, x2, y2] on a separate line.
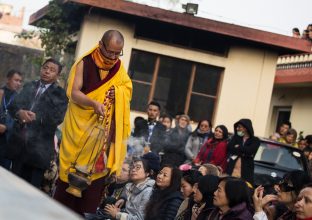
[107, 86, 115, 100]
[92, 101, 105, 116]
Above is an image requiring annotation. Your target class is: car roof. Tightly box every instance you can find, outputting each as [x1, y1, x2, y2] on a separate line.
[258, 137, 302, 151]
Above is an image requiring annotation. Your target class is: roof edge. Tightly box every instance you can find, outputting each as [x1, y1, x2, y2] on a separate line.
[29, 0, 312, 53]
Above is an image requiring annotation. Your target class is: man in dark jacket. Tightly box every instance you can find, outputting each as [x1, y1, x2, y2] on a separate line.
[0, 70, 22, 169]
[7, 58, 68, 188]
[226, 118, 260, 185]
[145, 101, 166, 154]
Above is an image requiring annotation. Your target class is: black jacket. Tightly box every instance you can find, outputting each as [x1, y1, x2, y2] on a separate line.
[6, 81, 68, 169]
[148, 121, 166, 154]
[162, 126, 190, 166]
[0, 87, 17, 158]
[146, 190, 183, 220]
[226, 119, 260, 185]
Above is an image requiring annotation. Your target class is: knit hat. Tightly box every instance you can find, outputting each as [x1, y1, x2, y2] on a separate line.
[142, 152, 160, 174]
[198, 174, 219, 205]
[215, 125, 228, 140]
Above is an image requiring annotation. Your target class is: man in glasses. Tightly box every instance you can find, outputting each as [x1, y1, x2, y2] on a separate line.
[6, 59, 68, 188]
[54, 30, 132, 215]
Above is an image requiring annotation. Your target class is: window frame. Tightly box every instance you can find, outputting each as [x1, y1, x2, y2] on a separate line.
[129, 49, 223, 122]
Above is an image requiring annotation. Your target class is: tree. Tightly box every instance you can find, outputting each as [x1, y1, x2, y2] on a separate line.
[16, 0, 82, 84]
[17, 0, 79, 59]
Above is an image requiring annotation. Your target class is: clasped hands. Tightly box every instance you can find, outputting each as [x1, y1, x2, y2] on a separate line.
[17, 109, 36, 123]
[93, 86, 115, 116]
[103, 199, 124, 219]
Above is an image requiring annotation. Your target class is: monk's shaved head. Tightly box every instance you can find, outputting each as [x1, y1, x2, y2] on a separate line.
[101, 30, 124, 47]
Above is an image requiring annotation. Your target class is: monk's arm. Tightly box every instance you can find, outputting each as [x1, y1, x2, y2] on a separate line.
[71, 61, 105, 116]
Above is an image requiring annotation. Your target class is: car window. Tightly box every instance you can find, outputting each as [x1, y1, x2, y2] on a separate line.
[254, 142, 304, 170]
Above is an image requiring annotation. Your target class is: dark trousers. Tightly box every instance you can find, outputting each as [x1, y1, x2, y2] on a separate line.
[12, 161, 45, 188]
[53, 177, 106, 216]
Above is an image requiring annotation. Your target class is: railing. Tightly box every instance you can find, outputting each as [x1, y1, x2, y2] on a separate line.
[277, 53, 312, 70]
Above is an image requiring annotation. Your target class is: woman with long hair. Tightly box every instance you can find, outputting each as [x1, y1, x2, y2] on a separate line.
[194, 125, 228, 171]
[145, 164, 183, 220]
[191, 174, 219, 220]
[175, 169, 202, 220]
[207, 176, 254, 220]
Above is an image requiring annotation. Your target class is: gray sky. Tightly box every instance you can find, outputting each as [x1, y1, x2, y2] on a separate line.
[4, 0, 312, 36]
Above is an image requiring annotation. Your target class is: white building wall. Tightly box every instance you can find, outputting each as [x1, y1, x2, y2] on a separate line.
[76, 14, 279, 136]
[214, 46, 277, 136]
[268, 87, 312, 137]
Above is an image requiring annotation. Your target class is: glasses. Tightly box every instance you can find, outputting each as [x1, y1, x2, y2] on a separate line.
[130, 164, 142, 171]
[277, 179, 295, 192]
[99, 41, 123, 59]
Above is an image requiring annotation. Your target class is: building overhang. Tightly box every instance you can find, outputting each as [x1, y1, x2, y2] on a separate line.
[29, 0, 312, 54]
[275, 53, 312, 86]
[275, 68, 312, 85]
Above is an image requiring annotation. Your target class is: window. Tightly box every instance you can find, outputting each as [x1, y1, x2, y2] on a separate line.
[129, 50, 223, 121]
[154, 56, 192, 117]
[189, 64, 223, 120]
[129, 50, 157, 111]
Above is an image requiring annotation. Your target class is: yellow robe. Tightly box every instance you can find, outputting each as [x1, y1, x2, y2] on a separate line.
[59, 46, 132, 182]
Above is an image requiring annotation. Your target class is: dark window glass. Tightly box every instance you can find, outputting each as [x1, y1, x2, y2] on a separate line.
[188, 95, 215, 121]
[131, 82, 150, 112]
[128, 50, 157, 82]
[154, 56, 192, 116]
[135, 20, 229, 56]
[193, 64, 222, 95]
[254, 143, 304, 171]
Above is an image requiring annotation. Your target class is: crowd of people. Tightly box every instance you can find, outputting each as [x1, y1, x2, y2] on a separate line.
[292, 24, 312, 41]
[111, 100, 312, 220]
[0, 28, 312, 220]
[270, 121, 312, 173]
